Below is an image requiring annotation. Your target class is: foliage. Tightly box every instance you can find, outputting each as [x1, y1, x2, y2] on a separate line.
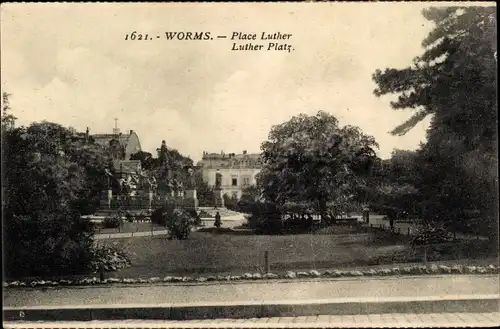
[258, 111, 379, 217]
[372, 7, 498, 240]
[102, 214, 123, 229]
[362, 150, 422, 220]
[2, 92, 16, 130]
[151, 202, 194, 239]
[129, 141, 194, 197]
[167, 208, 194, 240]
[245, 201, 283, 234]
[90, 245, 131, 272]
[2, 95, 112, 278]
[240, 185, 260, 202]
[130, 151, 157, 171]
[410, 225, 454, 247]
[198, 210, 212, 218]
[223, 193, 238, 211]
[194, 171, 215, 207]
[372, 6, 496, 138]
[151, 201, 176, 226]
[186, 209, 202, 226]
[125, 212, 135, 223]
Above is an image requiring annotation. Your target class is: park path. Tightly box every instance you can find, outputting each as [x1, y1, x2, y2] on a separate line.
[4, 275, 498, 307]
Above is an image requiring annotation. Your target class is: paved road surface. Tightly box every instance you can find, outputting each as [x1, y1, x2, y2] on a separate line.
[4, 276, 498, 307]
[4, 312, 499, 328]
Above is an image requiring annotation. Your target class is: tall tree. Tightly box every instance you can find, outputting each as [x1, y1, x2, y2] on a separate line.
[363, 150, 421, 220]
[258, 111, 379, 217]
[373, 6, 496, 142]
[2, 99, 111, 277]
[372, 7, 497, 238]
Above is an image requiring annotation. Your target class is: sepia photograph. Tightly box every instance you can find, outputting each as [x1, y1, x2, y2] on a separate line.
[1, 1, 498, 328]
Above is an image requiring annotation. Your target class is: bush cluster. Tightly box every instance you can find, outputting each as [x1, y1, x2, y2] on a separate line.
[89, 245, 131, 272]
[102, 214, 122, 229]
[151, 202, 196, 239]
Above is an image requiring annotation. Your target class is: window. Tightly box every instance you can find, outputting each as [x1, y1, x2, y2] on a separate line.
[243, 177, 250, 187]
[232, 178, 238, 186]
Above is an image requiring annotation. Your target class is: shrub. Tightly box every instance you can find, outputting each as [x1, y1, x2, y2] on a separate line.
[151, 201, 176, 226]
[135, 212, 147, 222]
[3, 211, 95, 279]
[186, 209, 202, 226]
[411, 225, 454, 247]
[223, 194, 238, 211]
[236, 200, 254, 214]
[90, 245, 131, 272]
[166, 209, 194, 240]
[102, 214, 122, 229]
[198, 210, 212, 218]
[125, 212, 134, 223]
[152, 202, 194, 239]
[247, 201, 283, 234]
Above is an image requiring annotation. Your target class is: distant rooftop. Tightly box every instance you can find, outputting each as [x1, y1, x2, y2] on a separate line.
[198, 150, 262, 169]
[201, 150, 261, 160]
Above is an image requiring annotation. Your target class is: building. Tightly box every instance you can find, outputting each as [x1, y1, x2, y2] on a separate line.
[197, 150, 262, 199]
[91, 122, 143, 177]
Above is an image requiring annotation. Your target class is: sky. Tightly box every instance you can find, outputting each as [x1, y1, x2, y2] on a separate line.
[1, 2, 482, 162]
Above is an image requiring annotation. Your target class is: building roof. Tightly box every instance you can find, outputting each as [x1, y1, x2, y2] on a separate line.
[92, 133, 132, 147]
[198, 151, 262, 169]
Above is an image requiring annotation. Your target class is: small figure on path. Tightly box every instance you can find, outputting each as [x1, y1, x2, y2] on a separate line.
[214, 211, 222, 228]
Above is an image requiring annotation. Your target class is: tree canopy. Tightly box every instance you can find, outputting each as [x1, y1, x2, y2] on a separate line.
[372, 6, 497, 238]
[2, 94, 112, 278]
[258, 111, 379, 216]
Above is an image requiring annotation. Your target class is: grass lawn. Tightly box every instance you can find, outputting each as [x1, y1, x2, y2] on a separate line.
[101, 225, 413, 278]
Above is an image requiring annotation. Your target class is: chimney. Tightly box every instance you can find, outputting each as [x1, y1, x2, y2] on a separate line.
[243, 150, 247, 155]
[130, 130, 133, 135]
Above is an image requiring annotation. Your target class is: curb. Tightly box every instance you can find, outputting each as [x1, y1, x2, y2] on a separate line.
[4, 264, 499, 289]
[3, 295, 499, 321]
[4, 274, 499, 291]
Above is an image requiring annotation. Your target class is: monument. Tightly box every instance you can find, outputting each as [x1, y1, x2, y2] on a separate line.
[214, 171, 224, 208]
[184, 167, 199, 209]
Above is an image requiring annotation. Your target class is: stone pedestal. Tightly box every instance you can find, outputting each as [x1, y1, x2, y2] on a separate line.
[214, 188, 224, 208]
[107, 189, 113, 209]
[148, 190, 153, 212]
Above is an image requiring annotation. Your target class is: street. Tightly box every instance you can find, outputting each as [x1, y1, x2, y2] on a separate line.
[4, 275, 498, 307]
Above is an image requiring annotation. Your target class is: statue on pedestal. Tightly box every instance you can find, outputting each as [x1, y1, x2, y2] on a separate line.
[214, 171, 223, 208]
[215, 172, 222, 190]
[186, 167, 196, 189]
